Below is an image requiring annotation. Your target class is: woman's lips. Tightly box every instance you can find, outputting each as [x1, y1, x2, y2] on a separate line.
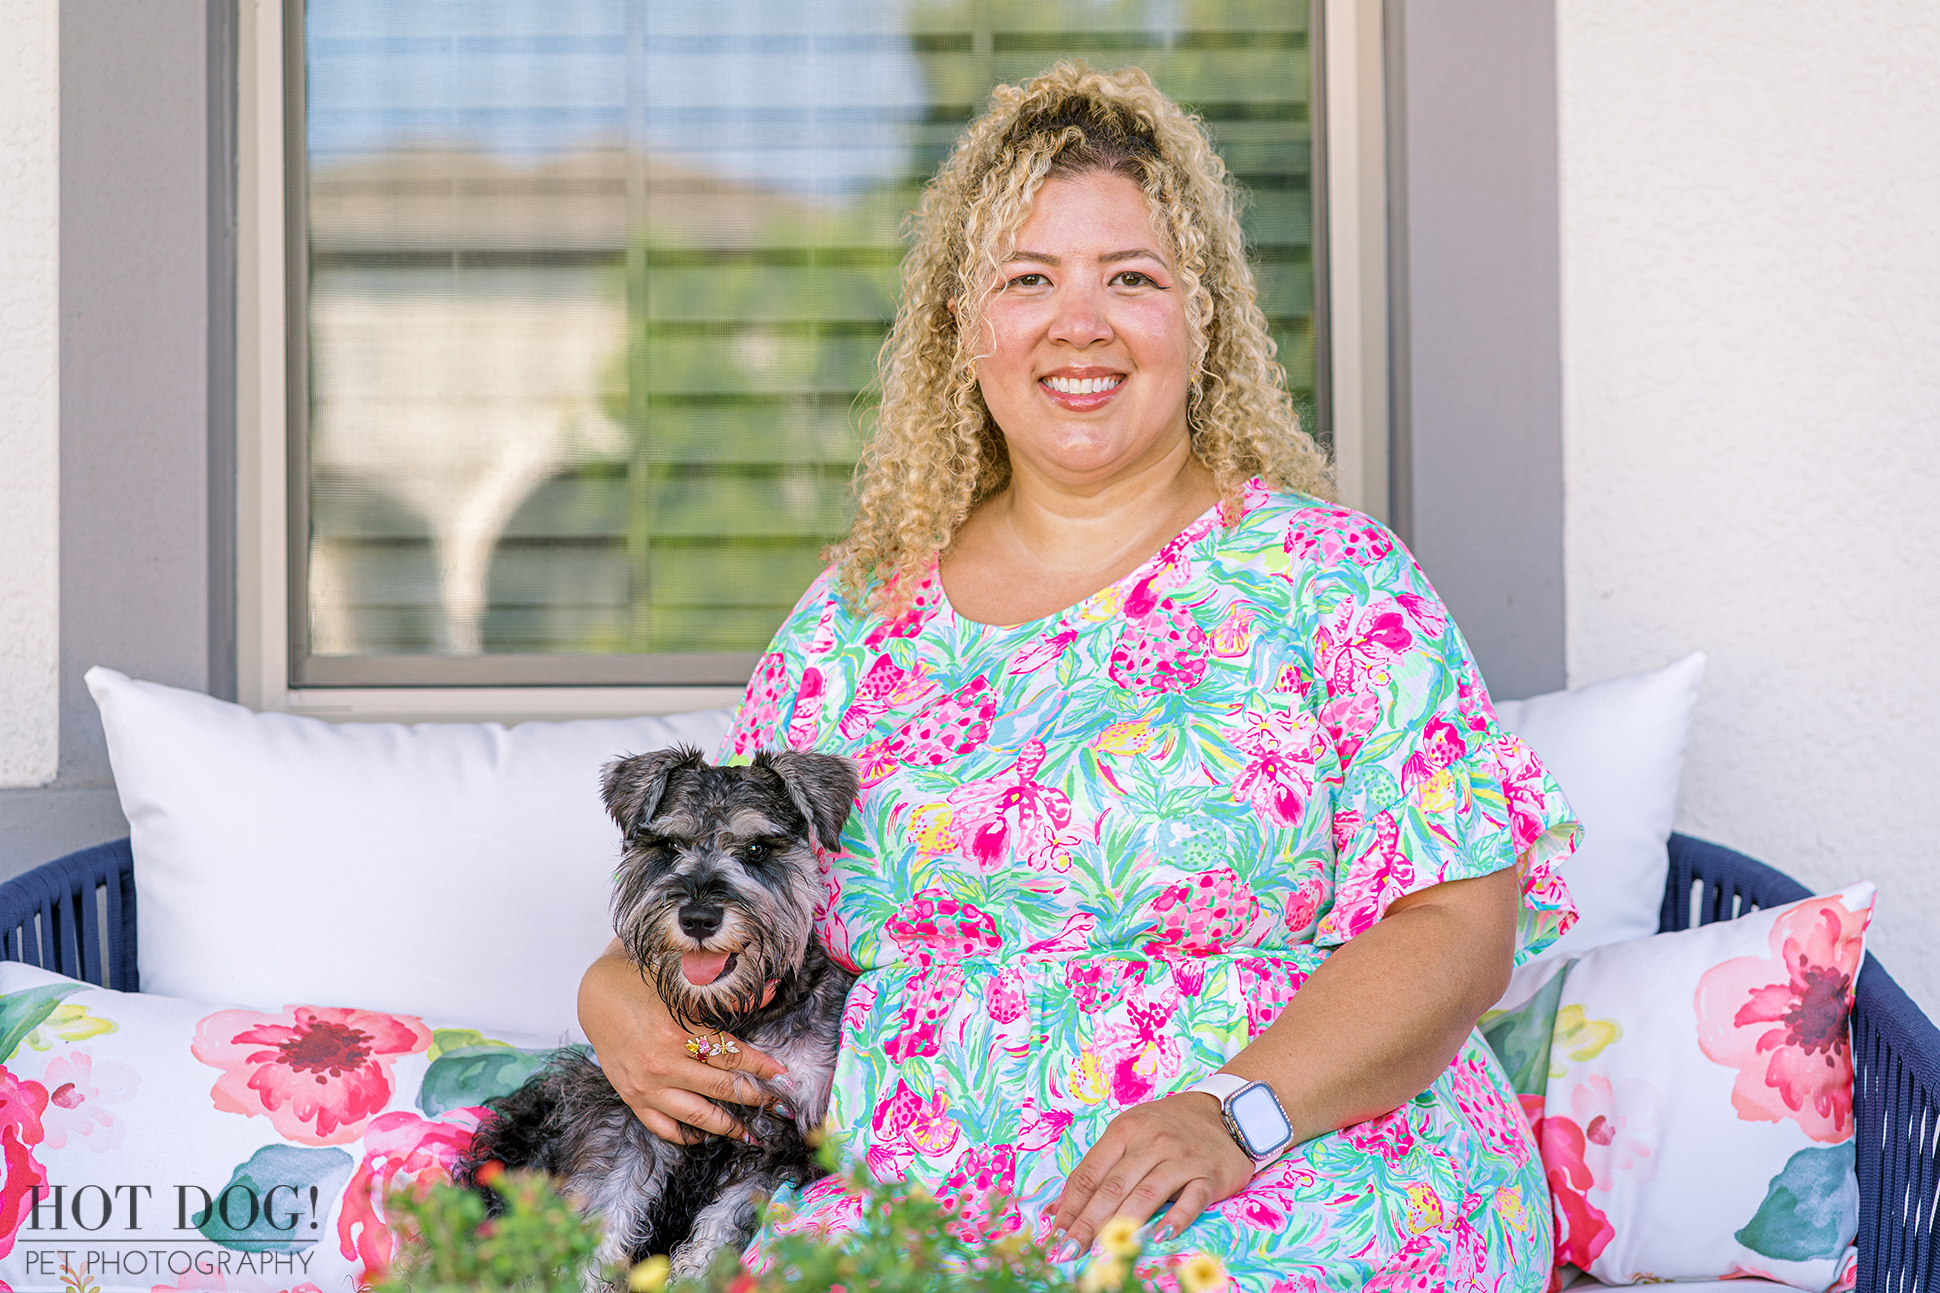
[1039, 373, 1125, 411]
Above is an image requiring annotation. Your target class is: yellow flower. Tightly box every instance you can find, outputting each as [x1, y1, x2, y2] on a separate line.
[1415, 769, 1458, 815]
[1066, 1049, 1111, 1105]
[1098, 1215, 1140, 1257]
[1494, 1185, 1529, 1234]
[627, 1255, 671, 1292]
[1178, 1252, 1229, 1293]
[907, 803, 958, 855]
[1402, 1182, 1445, 1233]
[1091, 720, 1156, 756]
[989, 1232, 1028, 1262]
[1550, 1004, 1623, 1076]
[26, 1004, 116, 1050]
[1076, 1256, 1125, 1292]
[1081, 584, 1127, 620]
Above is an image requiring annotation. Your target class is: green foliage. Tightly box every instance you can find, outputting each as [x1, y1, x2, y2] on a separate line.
[378, 1145, 1227, 1293]
[376, 1168, 605, 1293]
[669, 1143, 1224, 1293]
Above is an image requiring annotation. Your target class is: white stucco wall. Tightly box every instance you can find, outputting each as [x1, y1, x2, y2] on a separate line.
[1559, 2, 1940, 1011]
[0, 0, 61, 788]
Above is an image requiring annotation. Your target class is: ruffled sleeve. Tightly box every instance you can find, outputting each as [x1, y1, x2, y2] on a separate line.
[718, 569, 842, 760]
[1301, 529, 1581, 964]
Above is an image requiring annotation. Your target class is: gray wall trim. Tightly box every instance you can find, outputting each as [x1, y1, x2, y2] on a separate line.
[208, 0, 239, 702]
[0, 788, 129, 875]
[1386, 0, 1565, 701]
[1382, 0, 1414, 547]
[6, 0, 220, 877]
[1307, 0, 1334, 460]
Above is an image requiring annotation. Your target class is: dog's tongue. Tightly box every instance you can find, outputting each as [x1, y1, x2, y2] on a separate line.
[681, 951, 731, 986]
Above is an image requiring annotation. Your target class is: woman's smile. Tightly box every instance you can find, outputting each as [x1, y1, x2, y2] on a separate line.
[976, 170, 1194, 486]
[1038, 366, 1127, 410]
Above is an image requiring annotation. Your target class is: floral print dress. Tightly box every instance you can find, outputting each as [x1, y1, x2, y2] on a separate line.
[720, 483, 1581, 1291]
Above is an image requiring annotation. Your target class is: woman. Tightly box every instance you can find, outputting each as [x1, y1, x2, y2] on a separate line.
[581, 63, 1579, 1289]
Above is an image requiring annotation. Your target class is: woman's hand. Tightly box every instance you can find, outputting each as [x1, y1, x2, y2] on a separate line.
[577, 944, 788, 1144]
[1048, 866, 1521, 1256]
[1048, 1092, 1254, 1257]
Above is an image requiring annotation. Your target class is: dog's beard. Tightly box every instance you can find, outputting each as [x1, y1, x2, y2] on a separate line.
[629, 910, 776, 1034]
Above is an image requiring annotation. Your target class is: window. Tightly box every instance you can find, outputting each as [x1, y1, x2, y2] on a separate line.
[238, 1, 1389, 717]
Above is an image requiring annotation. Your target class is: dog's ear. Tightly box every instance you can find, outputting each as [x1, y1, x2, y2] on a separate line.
[754, 750, 860, 852]
[601, 746, 704, 836]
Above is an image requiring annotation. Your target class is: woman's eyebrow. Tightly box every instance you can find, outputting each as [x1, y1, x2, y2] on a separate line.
[1005, 248, 1168, 267]
[1098, 248, 1167, 265]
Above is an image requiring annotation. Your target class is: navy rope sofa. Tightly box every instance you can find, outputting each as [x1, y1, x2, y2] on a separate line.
[1, 833, 1935, 1289]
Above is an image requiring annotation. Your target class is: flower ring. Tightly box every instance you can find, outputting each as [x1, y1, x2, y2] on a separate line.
[683, 1031, 740, 1063]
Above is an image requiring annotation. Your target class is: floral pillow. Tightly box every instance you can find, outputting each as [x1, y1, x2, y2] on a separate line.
[1483, 882, 1872, 1292]
[0, 963, 558, 1293]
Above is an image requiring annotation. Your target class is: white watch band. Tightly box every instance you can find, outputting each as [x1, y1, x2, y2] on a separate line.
[1185, 1071, 1296, 1170]
[1184, 1071, 1251, 1103]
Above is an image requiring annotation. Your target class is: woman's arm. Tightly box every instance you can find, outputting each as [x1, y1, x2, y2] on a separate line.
[578, 938, 790, 1144]
[1048, 865, 1519, 1256]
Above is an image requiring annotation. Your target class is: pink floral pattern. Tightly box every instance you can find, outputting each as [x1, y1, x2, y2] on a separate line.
[1696, 892, 1867, 1142]
[336, 1109, 481, 1279]
[1521, 882, 1871, 1289]
[37, 1051, 137, 1151]
[0, 1067, 49, 1262]
[942, 741, 1078, 872]
[192, 1005, 431, 1146]
[1109, 598, 1212, 694]
[726, 485, 1579, 1288]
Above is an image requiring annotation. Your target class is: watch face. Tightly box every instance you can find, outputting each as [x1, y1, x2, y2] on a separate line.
[1229, 1082, 1294, 1157]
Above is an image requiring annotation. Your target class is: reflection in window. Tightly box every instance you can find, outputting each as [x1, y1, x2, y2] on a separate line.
[299, 0, 1317, 677]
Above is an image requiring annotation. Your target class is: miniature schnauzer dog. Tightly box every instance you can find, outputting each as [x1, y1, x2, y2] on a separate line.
[461, 746, 859, 1280]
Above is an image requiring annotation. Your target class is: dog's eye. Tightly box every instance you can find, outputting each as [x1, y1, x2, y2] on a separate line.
[744, 842, 768, 863]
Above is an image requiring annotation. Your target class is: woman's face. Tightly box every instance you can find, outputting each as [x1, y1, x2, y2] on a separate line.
[975, 170, 1194, 491]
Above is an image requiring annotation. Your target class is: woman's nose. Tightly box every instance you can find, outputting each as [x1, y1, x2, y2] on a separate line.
[1048, 283, 1112, 347]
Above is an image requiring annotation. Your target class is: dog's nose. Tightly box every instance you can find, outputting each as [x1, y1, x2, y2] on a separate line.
[677, 904, 724, 941]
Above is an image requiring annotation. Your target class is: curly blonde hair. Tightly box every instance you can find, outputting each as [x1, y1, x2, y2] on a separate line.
[829, 61, 1333, 610]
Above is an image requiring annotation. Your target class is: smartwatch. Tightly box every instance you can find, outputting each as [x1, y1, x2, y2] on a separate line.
[1185, 1072, 1297, 1169]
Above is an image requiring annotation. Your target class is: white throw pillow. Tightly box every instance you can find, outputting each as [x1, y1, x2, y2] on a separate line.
[86, 667, 733, 1039]
[1486, 882, 1871, 1291]
[0, 961, 560, 1292]
[1492, 651, 1705, 966]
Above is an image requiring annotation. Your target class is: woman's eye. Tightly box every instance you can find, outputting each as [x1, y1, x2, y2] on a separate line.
[1112, 270, 1158, 288]
[1006, 272, 1049, 289]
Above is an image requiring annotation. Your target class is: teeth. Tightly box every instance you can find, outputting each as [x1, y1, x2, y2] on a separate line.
[1044, 375, 1122, 395]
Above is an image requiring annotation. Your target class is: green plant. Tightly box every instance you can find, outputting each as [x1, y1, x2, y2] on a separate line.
[376, 1164, 605, 1293]
[663, 1143, 1229, 1293]
[378, 1147, 1230, 1293]
[58, 1262, 102, 1293]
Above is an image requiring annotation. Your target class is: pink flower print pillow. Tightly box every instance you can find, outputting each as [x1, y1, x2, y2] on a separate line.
[1483, 881, 1872, 1291]
[0, 962, 560, 1293]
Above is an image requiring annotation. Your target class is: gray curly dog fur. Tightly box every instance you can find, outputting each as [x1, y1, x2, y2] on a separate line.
[459, 746, 860, 1282]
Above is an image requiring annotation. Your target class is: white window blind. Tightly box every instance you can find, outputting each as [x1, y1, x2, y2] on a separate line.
[293, 0, 1319, 686]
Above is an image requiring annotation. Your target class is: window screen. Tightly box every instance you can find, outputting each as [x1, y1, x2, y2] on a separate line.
[293, 0, 1320, 686]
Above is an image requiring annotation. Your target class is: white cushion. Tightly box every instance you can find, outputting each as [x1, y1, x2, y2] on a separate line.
[1493, 651, 1705, 965]
[86, 666, 732, 1039]
[0, 961, 558, 1291]
[1489, 883, 1870, 1291]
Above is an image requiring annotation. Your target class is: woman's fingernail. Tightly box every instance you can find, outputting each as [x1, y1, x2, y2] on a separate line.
[1052, 1241, 1078, 1263]
[1153, 1223, 1176, 1243]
